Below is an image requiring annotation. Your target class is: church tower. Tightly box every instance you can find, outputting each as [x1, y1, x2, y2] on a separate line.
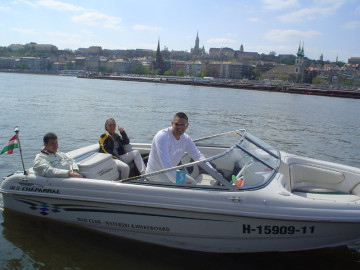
[152, 39, 167, 75]
[295, 42, 305, 83]
[191, 31, 203, 56]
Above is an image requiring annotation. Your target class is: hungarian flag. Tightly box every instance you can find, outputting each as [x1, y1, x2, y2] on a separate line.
[0, 135, 19, 154]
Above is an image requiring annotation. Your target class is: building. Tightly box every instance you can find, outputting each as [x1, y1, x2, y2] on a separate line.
[8, 44, 24, 51]
[85, 57, 99, 71]
[151, 40, 167, 75]
[295, 43, 305, 83]
[0, 57, 16, 69]
[206, 62, 222, 78]
[107, 59, 131, 73]
[348, 57, 360, 65]
[170, 60, 185, 75]
[191, 32, 205, 56]
[75, 57, 86, 70]
[184, 61, 203, 76]
[209, 47, 235, 58]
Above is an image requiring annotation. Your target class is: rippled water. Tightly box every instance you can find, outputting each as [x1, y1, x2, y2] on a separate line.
[1, 73, 360, 269]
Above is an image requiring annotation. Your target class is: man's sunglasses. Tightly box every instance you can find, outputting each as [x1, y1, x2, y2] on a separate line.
[174, 122, 189, 127]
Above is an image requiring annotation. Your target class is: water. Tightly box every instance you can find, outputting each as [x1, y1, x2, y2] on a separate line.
[0, 73, 360, 269]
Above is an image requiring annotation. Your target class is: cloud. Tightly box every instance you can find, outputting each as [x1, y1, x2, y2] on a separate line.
[133, 24, 162, 31]
[36, 0, 83, 11]
[249, 17, 262, 22]
[72, 12, 122, 29]
[278, 0, 346, 22]
[10, 27, 37, 35]
[207, 38, 237, 46]
[264, 29, 321, 42]
[262, 0, 299, 10]
[0, 6, 11, 11]
[342, 20, 360, 29]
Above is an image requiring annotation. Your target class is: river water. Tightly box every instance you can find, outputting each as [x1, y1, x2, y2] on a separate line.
[0, 72, 360, 269]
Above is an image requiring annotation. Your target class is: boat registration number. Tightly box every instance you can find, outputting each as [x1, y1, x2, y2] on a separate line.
[243, 224, 315, 235]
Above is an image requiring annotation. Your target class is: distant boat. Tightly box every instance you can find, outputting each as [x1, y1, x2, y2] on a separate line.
[59, 70, 85, 76]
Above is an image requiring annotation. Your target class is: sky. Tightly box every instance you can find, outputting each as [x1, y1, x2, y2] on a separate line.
[0, 0, 359, 62]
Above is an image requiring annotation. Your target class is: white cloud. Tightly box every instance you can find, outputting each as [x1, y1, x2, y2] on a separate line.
[264, 29, 321, 42]
[36, 0, 83, 11]
[262, 0, 299, 10]
[278, 0, 346, 22]
[72, 12, 122, 30]
[0, 6, 11, 11]
[10, 27, 37, 35]
[355, 5, 360, 14]
[342, 20, 360, 29]
[16, 0, 38, 8]
[133, 24, 162, 31]
[207, 38, 237, 46]
[248, 17, 263, 23]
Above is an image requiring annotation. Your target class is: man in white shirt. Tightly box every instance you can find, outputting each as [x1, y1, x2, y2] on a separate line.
[146, 112, 207, 183]
[33, 132, 83, 178]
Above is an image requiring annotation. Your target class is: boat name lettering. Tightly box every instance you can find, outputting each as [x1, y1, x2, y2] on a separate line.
[77, 218, 101, 224]
[242, 224, 315, 235]
[131, 224, 170, 232]
[77, 219, 171, 232]
[103, 221, 170, 231]
[20, 186, 60, 194]
[99, 168, 114, 176]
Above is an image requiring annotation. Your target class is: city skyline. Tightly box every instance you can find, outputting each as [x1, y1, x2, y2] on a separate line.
[1, 0, 359, 62]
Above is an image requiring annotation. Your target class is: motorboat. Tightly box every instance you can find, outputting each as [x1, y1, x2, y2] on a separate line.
[1, 129, 360, 253]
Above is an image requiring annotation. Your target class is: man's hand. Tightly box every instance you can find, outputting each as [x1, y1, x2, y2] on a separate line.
[69, 171, 83, 178]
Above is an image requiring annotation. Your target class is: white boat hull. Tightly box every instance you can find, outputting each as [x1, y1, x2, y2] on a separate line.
[3, 185, 360, 253]
[2, 131, 360, 253]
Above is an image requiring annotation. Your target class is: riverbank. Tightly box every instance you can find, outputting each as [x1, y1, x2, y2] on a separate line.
[79, 74, 360, 99]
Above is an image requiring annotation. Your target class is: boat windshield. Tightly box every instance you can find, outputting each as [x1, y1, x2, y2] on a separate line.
[133, 130, 280, 191]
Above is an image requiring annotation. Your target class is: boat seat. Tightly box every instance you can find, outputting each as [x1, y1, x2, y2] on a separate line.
[78, 153, 119, 180]
[181, 154, 216, 186]
[290, 164, 345, 191]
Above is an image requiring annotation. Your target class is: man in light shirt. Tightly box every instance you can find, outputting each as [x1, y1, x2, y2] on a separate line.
[33, 132, 83, 178]
[146, 112, 208, 183]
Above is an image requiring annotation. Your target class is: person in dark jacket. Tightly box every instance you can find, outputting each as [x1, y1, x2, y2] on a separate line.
[99, 118, 146, 179]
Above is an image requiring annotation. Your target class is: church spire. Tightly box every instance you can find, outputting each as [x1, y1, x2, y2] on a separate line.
[153, 38, 166, 75]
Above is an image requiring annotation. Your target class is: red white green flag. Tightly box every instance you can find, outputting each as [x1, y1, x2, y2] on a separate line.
[0, 135, 19, 155]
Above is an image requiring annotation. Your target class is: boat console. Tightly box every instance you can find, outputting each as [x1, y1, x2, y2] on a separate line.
[77, 152, 119, 180]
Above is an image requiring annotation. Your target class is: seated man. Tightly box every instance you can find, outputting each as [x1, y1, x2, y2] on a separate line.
[33, 132, 82, 178]
[146, 112, 211, 184]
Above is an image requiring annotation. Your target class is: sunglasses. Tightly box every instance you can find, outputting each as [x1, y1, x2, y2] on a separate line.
[174, 122, 189, 127]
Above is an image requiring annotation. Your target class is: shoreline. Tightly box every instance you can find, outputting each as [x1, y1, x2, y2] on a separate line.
[81, 74, 360, 99]
[2, 70, 360, 99]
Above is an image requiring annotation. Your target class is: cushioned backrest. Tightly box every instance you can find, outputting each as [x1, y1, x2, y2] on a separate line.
[180, 154, 200, 179]
[290, 164, 344, 189]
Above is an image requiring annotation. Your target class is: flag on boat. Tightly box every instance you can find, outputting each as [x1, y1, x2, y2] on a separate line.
[0, 135, 19, 154]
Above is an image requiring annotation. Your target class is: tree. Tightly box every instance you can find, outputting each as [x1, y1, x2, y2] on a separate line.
[200, 69, 208, 77]
[164, 70, 173, 76]
[176, 69, 184, 76]
[312, 76, 326, 85]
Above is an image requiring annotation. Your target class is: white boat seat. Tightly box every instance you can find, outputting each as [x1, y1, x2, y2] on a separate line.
[290, 164, 345, 191]
[77, 152, 119, 180]
[181, 154, 216, 186]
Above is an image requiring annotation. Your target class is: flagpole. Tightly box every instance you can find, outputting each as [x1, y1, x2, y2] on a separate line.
[14, 126, 27, 175]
